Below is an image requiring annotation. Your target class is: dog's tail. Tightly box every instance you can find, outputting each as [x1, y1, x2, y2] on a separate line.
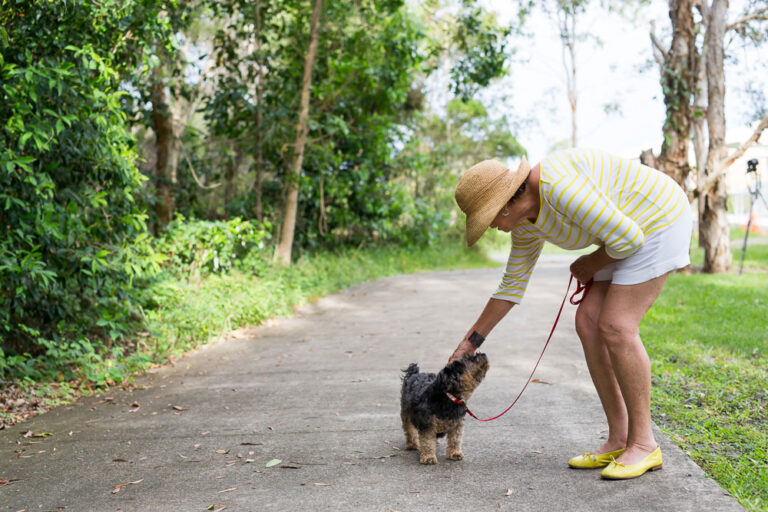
[402, 363, 419, 380]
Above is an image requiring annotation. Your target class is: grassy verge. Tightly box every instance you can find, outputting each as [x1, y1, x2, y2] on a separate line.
[140, 239, 493, 365]
[643, 237, 767, 511]
[1, 238, 493, 427]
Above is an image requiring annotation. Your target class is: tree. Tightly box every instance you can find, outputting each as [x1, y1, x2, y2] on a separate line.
[551, 0, 590, 148]
[274, 0, 323, 265]
[643, 0, 697, 188]
[647, 0, 768, 272]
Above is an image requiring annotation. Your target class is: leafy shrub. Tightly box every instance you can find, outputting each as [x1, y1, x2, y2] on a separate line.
[0, 2, 164, 382]
[153, 217, 272, 278]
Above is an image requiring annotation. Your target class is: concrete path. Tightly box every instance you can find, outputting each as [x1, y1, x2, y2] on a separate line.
[0, 259, 742, 511]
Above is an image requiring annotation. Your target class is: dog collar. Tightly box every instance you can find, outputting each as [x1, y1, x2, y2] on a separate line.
[445, 392, 464, 405]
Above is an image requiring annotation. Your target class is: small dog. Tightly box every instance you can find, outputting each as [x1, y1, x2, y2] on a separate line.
[400, 353, 489, 464]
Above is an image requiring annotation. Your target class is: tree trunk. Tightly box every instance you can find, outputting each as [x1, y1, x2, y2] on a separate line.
[254, 0, 264, 221]
[700, 0, 731, 273]
[225, 142, 236, 206]
[644, 0, 697, 188]
[274, 0, 323, 264]
[151, 66, 174, 229]
[558, 6, 578, 147]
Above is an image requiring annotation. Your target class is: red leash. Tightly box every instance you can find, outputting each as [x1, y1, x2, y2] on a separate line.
[446, 274, 592, 422]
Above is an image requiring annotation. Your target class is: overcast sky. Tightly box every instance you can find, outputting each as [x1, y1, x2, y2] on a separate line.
[471, 1, 767, 162]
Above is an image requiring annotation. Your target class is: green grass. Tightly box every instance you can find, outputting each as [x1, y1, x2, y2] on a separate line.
[643, 249, 768, 510]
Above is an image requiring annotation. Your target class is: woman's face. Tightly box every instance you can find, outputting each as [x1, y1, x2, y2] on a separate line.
[489, 199, 528, 233]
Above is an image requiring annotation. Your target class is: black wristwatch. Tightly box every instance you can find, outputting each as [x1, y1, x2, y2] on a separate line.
[468, 330, 485, 349]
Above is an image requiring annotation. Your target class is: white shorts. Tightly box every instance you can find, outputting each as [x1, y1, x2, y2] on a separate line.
[593, 206, 693, 285]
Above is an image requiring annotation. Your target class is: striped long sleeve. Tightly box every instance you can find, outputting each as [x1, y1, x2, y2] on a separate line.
[492, 230, 544, 303]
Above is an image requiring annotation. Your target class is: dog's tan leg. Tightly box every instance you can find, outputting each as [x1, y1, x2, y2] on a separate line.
[418, 428, 438, 465]
[402, 417, 419, 450]
[446, 419, 464, 461]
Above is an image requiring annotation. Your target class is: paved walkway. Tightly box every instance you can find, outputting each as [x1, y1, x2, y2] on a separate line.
[0, 260, 742, 511]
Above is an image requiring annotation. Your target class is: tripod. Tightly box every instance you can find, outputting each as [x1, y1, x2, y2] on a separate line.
[738, 159, 768, 274]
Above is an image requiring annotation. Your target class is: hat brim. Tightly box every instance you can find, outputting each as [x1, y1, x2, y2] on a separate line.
[465, 158, 531, 247]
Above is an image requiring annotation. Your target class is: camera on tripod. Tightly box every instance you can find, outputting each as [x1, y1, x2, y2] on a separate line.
[739, 157, 766, 273]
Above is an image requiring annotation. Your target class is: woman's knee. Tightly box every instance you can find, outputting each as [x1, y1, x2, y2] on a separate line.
[597, 318, 639, 348]
[575, 304, 600, 342]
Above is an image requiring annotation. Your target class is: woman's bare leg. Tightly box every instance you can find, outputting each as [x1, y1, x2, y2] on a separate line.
[575, 280, 628, 453]
[598, 274, 668, 465]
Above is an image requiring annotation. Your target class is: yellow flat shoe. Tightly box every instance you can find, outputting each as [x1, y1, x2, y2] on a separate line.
[601, 447, 663, 479]
[568, 448, 625, 469]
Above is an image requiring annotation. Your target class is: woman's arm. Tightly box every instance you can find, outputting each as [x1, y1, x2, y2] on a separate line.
[448, 298, 515, 363]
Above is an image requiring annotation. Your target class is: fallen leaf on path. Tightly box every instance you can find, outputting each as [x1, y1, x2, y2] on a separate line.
[505, 489, 514, 496]
[215, 449, 229, 454]
[170, 405, 187, 411]
[217, 487, 236, 493]
[351, 378, 370, 383]
[23, 431, 51, 438]
[531, 379, 551, 385]
[127, 402, 141, 412]
[265, 459, 282, 467]
[112, 458, 129, 463]
[111, 479, 143, 494]
[314, 483, 330, 486]
[342, 462, 357, 465]
[0, 477, 20, 486]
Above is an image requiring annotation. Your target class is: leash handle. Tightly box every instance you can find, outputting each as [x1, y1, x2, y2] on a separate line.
[462, 274, 591, 422]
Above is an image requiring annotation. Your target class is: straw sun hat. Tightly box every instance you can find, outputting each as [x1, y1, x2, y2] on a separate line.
[454, 157, 531, 247]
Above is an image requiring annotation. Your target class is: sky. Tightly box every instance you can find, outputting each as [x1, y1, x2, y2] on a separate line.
[467, 1, 768, 163]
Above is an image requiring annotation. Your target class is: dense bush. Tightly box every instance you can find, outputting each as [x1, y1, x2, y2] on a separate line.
[0, 1, 166, 381]
[153, 217, 272, 277]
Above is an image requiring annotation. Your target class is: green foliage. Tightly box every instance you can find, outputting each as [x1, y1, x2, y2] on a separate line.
[0, 0, 168, 381]
[153, 217, 272, 277]
[450, 1, 511, 101]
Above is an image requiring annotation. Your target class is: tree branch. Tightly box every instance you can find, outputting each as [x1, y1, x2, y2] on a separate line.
[727, 8, 768, 32]
[649, 22, 666, 69]
[700, 114, 768, 194]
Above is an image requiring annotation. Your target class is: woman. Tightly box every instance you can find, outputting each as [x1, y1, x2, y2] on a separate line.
[448, 148, 692, 480]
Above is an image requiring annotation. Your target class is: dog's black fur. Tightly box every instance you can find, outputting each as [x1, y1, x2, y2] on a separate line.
[400, 353, 489, 464]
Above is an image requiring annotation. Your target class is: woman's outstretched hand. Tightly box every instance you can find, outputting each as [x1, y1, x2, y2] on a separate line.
[448, 338, 475, 364]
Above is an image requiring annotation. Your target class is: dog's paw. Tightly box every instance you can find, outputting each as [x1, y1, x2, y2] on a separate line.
[419, 454, 438, 465]
[447, 451, 464, 461]
[405, 442, 419, 451]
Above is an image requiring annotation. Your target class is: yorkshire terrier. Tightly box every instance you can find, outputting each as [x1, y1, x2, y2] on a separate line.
[400, 353, 489, 464]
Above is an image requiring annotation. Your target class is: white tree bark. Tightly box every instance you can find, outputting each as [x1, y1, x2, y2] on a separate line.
[700, 0, 731, 273]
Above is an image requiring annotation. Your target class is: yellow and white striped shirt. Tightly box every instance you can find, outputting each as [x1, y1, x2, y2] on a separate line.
[493, 148, 689, 303]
